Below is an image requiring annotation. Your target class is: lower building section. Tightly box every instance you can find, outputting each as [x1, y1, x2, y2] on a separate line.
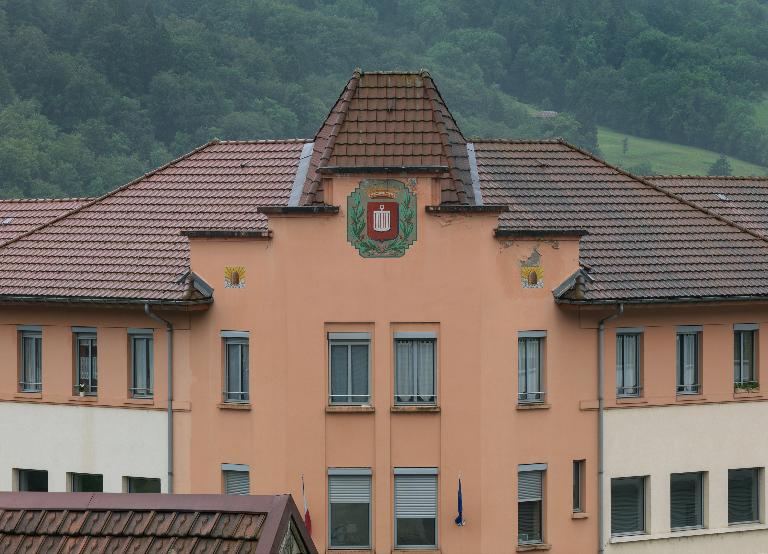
[0, 401, 166, 493]
[604, 401, 768, 553]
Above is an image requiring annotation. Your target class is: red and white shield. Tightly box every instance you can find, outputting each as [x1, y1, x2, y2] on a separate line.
[366, 201, 399, 241]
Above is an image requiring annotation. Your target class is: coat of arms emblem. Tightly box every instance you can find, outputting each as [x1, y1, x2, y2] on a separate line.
[347, 179, 416, 258]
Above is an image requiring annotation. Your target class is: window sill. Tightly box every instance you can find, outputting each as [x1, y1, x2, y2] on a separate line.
[14, 392, 42, 399]
[517, 402, 550, 410]
[124, 398, 154, 406]
[391, 550, 440, 554]
[610, 522, 768, 543]
[68, 396, 98, 403]
[734, 390, 762, 399]
[516, 544, 551, 552]
[616, 396, 646, 405]
[390, 405, 440, 413]
[219, 402, 251, 410]
[572, 512, 589, 519]
[675, 394, 706, 402]
[326, 405, 375, 413]
[328, 550, 375, 554]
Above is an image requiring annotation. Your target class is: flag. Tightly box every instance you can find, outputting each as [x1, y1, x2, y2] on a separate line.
[454, 475, 465, 526]
[301, 474, 312, 536]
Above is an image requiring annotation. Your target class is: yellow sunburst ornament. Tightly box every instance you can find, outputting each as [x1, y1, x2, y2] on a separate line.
[224, 266, 246, 288]
[520, 249, 544, 289]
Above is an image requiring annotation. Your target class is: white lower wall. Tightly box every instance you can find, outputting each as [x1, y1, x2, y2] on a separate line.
[0, 402, 167, 492]
[604, 402, 768, 553]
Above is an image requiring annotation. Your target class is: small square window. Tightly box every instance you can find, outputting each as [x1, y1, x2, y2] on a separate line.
[70, 472, 103, 492]
[16, 469, 48, 492]
[222, 465, 250, 495]
[126, 476, 161, 493]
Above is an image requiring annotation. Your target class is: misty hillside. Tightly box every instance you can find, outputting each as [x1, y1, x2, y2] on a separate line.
[1, 0, 768, 198]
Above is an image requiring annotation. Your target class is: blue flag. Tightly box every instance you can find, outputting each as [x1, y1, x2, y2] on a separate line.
[455, 476, 465, 526]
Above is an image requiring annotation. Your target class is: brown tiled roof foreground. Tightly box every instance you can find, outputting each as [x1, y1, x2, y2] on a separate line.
[647, 176, 768, 239]
[0, 198, 91, 245]
[1, 70, 768, 304]
[0, 492, 316, 554]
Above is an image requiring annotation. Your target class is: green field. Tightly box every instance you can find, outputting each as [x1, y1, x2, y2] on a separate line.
[598, 127, 768, 176]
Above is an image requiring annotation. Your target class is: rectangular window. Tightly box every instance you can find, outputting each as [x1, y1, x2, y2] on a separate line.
[394, 469, 437, 549]
[670, 472, 704, 530]
[734, 328, 757, 386]
[126, 477, 161, 493]
[19, 329, 42, 392]
[676, 329, 701, 394]
[224, 336, 249, 402]
[395, 337, 436, 404]
[328, 469, 372, 549]
[329, 333, 370, 405]
[616, 332, 641, 397]
[518, 465, 545, 544]
[611, 477, 645, 536]
[222, 464, 250, 495]
[129, 332, 153, 398]
[573, 460, 585, 513]
[70, 472, 103, 492]
[16, 469, 48, 492]
[729, 468, 760, 524]
[518, 333, 545, 403]
[74, 332, 97, 396]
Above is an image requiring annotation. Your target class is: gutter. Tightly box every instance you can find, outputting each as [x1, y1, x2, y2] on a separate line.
[144, 304, 174, 494]
[598, 303, 623, 554]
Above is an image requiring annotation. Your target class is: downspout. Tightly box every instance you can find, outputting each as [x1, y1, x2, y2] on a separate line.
[145, 304, 174, 494]
[598, 303, 623, 554]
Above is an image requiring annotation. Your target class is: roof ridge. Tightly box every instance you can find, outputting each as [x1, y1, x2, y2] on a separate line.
[217, 138, 312, 144]
[0, 140, 220, 250]
[647, 175, 768, 180]
[557, 139, 768, 245]
[0, 197, 94, 203]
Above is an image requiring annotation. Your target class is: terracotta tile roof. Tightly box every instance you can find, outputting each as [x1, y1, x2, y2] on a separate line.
[301, 70, 474, 205]
[0, 140, 307, 303]
[0, 198, 91, 245]
[0, 492, 316, 554]
[647, 176, 768, 238]
[475, 140, 768, 303]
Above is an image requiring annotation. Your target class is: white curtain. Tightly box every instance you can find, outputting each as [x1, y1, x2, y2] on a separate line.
[683, 334, 696, 387]
[396, 341, 414, 402]
[416, 340, 435, 401]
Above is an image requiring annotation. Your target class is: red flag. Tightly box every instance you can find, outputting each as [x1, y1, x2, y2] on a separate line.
[301, 474, 312, 536]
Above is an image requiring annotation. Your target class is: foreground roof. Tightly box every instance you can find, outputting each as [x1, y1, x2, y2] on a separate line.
[475, 141, 768, 303]
[0, 492, 315, 554]
[0, 198, 91, 245]
[647, 176, 768, 238]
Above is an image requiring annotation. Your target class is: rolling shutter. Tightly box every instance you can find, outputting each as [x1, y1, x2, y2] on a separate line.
[518, 471, 542, 502]
[329, 475, 371, 504]
[395, 475, 437, 518]
[224, 470, 250, 495]
[729, 469, 759, 523]
[611, 477, 644, 535]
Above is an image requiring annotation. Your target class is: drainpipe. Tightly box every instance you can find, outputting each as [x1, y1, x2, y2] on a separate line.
[145, 304, 174, 494]
[598, 303, 623, 554]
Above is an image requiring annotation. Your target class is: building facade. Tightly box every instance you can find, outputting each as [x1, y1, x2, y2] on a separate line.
[1, 71, 768, 553]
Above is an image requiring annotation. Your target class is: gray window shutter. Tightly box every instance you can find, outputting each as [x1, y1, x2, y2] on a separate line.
[729, 469, 759, 524]
[395, 475, 437, 518]
[329, 475, 371, 503]
[224, 470, 250, 495]
[611, 477, 644, 534]
[518, 471, 542, 502]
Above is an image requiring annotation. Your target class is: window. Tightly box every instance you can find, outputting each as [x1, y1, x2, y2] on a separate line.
[395, 334, 436, 404]
[19, 328, 42, 392]
[74, 330, 97, 395]
[70, 472, 103, 492]
[16, 469, 47, 492]
[328, 469, 371, 549]
[518, 464, 545, 544]
[611, 477, 645, 536]
[222, 464, 250, 495]
[329, 333, 370, 405]
[734, 325, 758, 386]
[394, 469, 437, 549]
[223, 333, 249, 402]
[616, 331, 641, 397]
[670, 472, 704, 530]
[573, 460, 585, 513]
[129, 331, 153, 398]
[676, 327, 701, 394]
[126, 477, 161, 493]
[518, 332, 545, 403]
[729, 468, 760, 524]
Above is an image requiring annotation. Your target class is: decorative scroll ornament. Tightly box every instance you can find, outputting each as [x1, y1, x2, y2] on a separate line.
[347, 179, 417, 258]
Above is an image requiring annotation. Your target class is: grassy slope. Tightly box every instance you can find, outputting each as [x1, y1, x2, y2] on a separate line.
[598, 127, 768, 176]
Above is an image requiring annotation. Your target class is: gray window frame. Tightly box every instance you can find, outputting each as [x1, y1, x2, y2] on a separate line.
[676, 329, 701, 395]
[394, 468, 438, 550]
[616, 332, 642, 397]
[224, 337, 250, 403]
[129, 332, 154, 398]
[15, 468, 48, 492]
[670, 471, 705, 531]
[729, 468, 760, 525]
[19, 330, 42, 393]
[328, 336, 371, 405]
[611, 476, 646, 537]
[74, 332, 98, 396]
[573, 460, 585, 513]
[126, 476, 162, 493]
[518, 334, 545, 403]
[70, 472, 103, 492]
[518, 464, 546, 545]
[222, 463, 250, 495]
[734, 328, 757, 386]
[328, 468, 372, 550]
[394, 337, 437, 405]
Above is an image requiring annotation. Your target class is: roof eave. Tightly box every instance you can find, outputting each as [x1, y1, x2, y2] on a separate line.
[556, 294, 768, 306]
[0, 295, 213, 310]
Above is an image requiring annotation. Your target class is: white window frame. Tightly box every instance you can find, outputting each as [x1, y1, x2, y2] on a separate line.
[18, 327, 42, 393]
[328, 468, 372, 550]
[734, 325, 758, 386]
[328, 333, 371, 405]
[223, 332, 250, 403]
[394, 332, 437, 406]
[394, 467, 438, 550]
